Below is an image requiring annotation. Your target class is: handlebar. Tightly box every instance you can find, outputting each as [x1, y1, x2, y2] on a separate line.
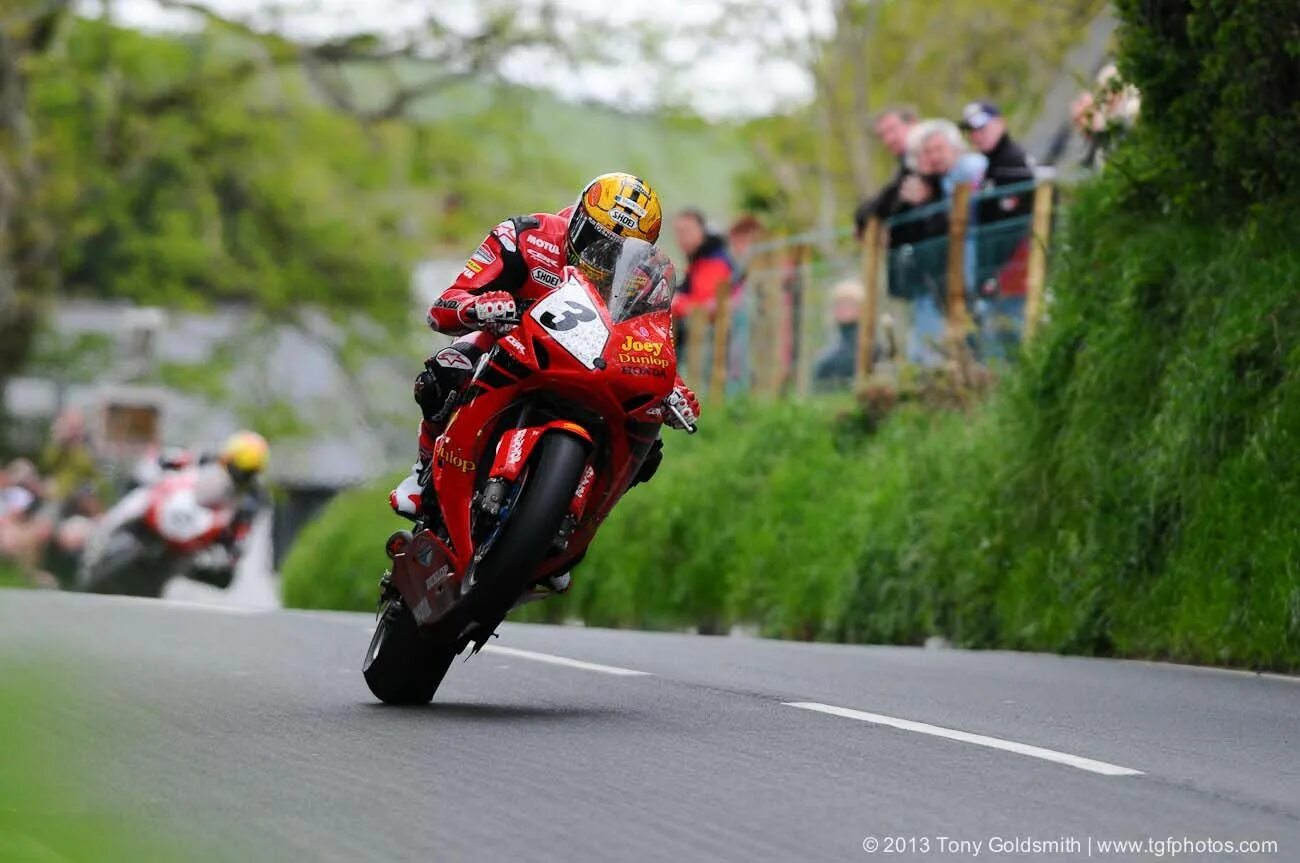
[667, 401, 698, 435]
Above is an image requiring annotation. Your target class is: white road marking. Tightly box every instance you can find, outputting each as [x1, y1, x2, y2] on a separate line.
[482, 645, 650, 677]
[784, 702, 1143, 777]
[83, 594, 261, 615]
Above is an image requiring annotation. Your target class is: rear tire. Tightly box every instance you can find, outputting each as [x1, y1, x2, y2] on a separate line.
[363, 599, 458, 705]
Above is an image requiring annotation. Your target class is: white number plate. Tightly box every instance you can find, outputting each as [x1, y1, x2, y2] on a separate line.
[529, 278, 609, 370]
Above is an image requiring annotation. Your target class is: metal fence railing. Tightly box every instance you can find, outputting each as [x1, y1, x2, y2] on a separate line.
[676, 180, 1056, 400]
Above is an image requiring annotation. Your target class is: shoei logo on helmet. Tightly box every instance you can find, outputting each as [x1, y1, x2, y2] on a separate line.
[609, 208, 638, 231]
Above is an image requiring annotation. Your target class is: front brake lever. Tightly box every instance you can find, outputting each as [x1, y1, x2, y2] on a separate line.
[667, 402, 698, 435]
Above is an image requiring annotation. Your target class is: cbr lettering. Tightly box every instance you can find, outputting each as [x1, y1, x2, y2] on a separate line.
[540, 301, 598, 332]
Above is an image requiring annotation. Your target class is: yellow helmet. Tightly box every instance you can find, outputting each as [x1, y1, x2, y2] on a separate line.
[566, 173, 662, 265]
[219, 431, 269, 478]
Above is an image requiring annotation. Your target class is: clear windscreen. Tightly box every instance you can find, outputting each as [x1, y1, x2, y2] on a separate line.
[577, 238, 676, 323]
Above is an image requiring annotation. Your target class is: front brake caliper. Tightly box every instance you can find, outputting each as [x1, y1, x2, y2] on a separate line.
[477, 477, 509, 517]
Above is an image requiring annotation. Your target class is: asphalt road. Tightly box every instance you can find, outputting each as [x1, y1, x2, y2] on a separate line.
[2, 590, 1298, 862]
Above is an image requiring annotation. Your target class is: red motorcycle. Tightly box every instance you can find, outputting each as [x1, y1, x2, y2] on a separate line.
[77, 464, 240, 597]
[364, 239, 695, 704]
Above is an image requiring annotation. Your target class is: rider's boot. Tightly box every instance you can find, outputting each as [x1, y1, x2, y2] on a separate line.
[388, 334, 491, 520]
[389, 419, 441, 520]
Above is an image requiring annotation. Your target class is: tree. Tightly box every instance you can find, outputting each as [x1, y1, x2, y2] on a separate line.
[0, 0, 621, 415]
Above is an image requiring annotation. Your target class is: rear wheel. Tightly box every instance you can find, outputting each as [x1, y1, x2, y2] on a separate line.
[363, 598, 458, 705]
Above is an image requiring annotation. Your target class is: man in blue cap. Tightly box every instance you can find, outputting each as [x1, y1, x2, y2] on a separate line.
[959, 100, 1035, 223]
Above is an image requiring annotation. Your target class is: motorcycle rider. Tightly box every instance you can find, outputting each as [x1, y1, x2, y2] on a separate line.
[390, 172, 701, 519]
[184, 431, 270, 588]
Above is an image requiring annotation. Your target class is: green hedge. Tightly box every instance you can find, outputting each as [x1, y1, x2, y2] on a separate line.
[1112, 0, 1300, 210]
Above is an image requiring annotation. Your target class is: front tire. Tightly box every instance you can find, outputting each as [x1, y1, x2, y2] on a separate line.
[458, 431, 588, 632]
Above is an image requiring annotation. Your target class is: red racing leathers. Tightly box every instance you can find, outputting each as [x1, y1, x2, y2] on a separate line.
[427, 211, 572, 337]
[427, 208, 694, 411]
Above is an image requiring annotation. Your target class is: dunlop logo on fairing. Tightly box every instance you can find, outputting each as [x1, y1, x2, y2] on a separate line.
[435, 440, 475, 472]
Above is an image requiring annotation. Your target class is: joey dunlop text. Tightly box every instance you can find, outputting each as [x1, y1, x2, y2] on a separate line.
[861, 834, 1280, 857]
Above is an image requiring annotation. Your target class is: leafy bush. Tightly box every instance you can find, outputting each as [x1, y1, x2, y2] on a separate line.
[280, 477, 402, 612]
[1110, 0, 1300, 210]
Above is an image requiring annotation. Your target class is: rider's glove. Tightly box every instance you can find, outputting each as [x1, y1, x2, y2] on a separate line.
[464, 291, 517, 334]
[662, 385, 700, 431]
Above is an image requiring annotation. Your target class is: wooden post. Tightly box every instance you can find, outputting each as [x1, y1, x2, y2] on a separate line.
[686, 305, 708, 389]
[854, 216, 883, 385]
[945, 183, 972, 342]
[748, 250, 770, 396]
[794, 244, 815, 397]
[1023, 182, 1055, 342]
[709, 270, 733, 402]
[765, 254, 786, 396]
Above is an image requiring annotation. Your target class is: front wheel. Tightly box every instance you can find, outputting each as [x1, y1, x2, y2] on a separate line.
[458, 431, 589, 632]
[363, 598, 458, 705]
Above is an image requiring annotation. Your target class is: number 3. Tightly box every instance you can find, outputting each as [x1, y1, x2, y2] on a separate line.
[540, 301, 597, 332]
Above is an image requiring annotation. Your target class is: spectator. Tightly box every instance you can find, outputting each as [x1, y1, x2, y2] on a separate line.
[902, 120, 986, 366]
[813, 279, 865, 389]
[1071, 63, 1141, 168]
[671, 208, 734, 358]
[0, 459, 56, 588]
[40, 408, 104, 510]
[725, 215, 764, 388]
[916, 119, 988, 196]
[853, 106, 928, 239]
[959, 100, 1035, 224]
[960, 100, 1036, 358]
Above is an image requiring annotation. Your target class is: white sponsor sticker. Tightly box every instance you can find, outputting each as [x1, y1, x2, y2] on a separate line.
[526, 234, 561, 255]
[614, 195, 647, 217]
[531, 267, 562, 288]
[528, 278, 610, 370]
[609, 208, 638, 230]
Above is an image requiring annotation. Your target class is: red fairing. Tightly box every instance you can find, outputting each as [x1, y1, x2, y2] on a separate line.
[426, 212, 572, 335]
